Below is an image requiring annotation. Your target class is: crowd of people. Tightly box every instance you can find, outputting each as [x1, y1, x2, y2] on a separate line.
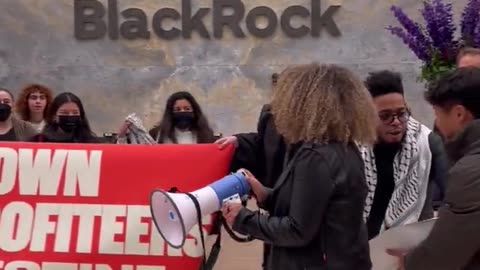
[0, 85, 221, 144]
[218, 48, 480, 270]
[2, 47, 480, 270]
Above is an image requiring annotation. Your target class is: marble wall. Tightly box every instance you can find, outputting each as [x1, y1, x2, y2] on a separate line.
[0, 0, 468, 135]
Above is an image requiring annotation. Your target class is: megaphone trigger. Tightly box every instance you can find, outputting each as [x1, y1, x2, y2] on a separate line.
[222, 193, 242, 205]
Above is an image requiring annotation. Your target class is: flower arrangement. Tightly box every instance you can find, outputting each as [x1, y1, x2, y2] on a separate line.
[386, 0, 480, 83]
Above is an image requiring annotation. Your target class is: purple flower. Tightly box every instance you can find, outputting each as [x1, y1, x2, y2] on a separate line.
[391, 6, 432, 50]
[433, 0, 456, 47]
[421, 2, 443, 49]
[422, 1, 456, 50]
[474, 23, 480, 47]
[386, 26, 429, 61]
[461, 0, 480, 45]
[387, 0, 480, 70]
[433, 0, 456, 61]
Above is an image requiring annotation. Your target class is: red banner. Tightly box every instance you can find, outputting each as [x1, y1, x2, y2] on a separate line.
[0, 142, 234, 270]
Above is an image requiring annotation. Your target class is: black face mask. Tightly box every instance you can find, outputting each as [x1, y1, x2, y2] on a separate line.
[0, 104, 12, 122]
[57, 115, 81, 133]
[172, 112, 195, 130]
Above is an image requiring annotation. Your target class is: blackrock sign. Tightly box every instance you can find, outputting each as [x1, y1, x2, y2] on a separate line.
[74, 0, 342, 40]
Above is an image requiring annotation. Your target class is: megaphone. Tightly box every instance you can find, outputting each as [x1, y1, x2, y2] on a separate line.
[150, 171, 250, 248]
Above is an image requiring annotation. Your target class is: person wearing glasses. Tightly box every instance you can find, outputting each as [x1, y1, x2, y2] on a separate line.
[361, 70, 448, 240]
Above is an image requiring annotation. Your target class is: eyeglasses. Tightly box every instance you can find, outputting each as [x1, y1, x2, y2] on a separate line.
[378, 110, 410, 125]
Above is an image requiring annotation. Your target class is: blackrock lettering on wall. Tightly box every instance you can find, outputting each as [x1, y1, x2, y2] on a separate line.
[74, 0, 342, 41]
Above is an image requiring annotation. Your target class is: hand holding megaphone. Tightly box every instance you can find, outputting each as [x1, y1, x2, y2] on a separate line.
[222, 202, 243, 226]
[222, 169, 267, 226]
[236, 169, 268, 204]
[150, 170, 253, 248]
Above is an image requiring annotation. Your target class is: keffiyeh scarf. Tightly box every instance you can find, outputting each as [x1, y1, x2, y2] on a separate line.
[359, 118, 432, 230]
[117, 113, 156, 145]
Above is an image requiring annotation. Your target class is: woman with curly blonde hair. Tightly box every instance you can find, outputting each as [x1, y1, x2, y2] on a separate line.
[223, 63, 377, 270]
[15, 84, 53, 132]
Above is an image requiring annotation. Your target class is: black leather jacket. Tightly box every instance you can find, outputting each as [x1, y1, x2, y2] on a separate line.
[233, 143, 372, 270]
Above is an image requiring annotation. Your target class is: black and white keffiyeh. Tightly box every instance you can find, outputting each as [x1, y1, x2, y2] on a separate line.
[359, 118, 432, 230]
[117, 113, 156, 145]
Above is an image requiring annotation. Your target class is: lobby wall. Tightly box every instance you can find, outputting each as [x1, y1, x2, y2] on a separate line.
[0, 0, 468, 135]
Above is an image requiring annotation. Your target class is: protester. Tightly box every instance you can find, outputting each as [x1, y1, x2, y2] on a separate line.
[389, 67, 480, 270]
[223, 63, 377, 270]
[0, 88, 37, 141]
[361, 70, 448, 240]
[216, 73, 283, 187]
[215, 72, 283, 270]
[32, 92, 101, 143]
[432, 48, 480, 140]
[456, 47, 480, 68]
[149, 91, 218, 144]
[15, 84, 53, 132]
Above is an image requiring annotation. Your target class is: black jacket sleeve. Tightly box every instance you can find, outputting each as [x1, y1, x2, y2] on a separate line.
[232, 149, 333, 247]
[230, 105, 271, 177]
[428, 132, 448, 208]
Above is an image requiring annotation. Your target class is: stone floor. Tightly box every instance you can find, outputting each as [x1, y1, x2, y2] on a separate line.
[211, 229, 263, 270]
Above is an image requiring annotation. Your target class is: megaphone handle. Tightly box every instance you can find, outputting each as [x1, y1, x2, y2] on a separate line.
[221, 217, 255, 242]
[184, 193, 208, 268]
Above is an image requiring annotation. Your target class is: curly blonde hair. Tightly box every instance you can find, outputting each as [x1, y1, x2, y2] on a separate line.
[15, 84, 54, 121]
[271, 63, 378, 145]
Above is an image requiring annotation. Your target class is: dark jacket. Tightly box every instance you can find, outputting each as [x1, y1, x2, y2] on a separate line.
[233, 143, 372, 270]
[31, 126, 103, 144]
[230, 104, 285, 269]
[405, 120, 480, 270]
[428, 132, 448, 209]
[232, 104, 286, 188]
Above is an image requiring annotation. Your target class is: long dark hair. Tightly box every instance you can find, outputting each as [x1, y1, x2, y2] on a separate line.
[43, 92, 97, 142]
[151, 91, 215, 143]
